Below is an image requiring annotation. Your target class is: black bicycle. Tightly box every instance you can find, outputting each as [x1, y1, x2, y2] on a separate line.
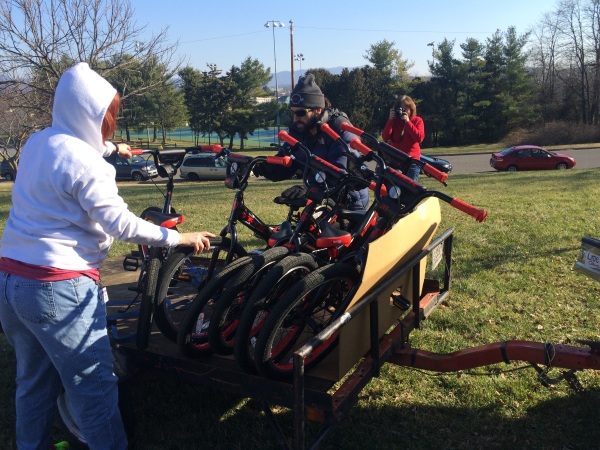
[252, 136, 487, 379]
[231, 129, 386, 372]
[120, 147, 245, 350]
[177, 141, 362, 358]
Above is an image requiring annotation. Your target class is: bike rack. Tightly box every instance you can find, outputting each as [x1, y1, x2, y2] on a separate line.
[107, 229, 600, 449]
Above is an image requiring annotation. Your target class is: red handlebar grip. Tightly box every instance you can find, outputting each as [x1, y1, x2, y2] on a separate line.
[422, 163, 449, 183]
[129, 148, 143, 155]
[198, 144, 222, 153]
[368, 181, 388, 196]
[278, 130, 298, 146]
[349, 138, 371, 156]
[450, 198, 487, 222]
[319, 123, 340, 140]
[266, 155, 292, 167]
[340, 122, 364, 136]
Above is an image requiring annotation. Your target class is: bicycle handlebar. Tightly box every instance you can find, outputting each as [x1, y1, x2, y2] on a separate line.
[267, 155, 293, 167]
[278, 130, 347, 180]
[447, 197, 488, 222]
[199, 144, 222, 153]
[339, 122, 449, 185]
[385, 183, 487, 223]
[338, 123, 365, 137]
[377, 166, 486, 222]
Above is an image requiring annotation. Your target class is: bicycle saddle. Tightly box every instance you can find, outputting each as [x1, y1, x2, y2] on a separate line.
[315, 221, 352, 248]
[142, 210, 185, 228]
[267, 221, 294, 247]
[272, 195, 308, 209]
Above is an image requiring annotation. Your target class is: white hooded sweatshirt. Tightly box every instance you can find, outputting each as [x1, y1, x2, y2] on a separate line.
[0, 62, 179, 270]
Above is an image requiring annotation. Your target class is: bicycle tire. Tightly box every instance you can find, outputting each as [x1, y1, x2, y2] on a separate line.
[135, 248, 161, 350]
[254, 262, 360, 380]
[176, 254, 257, 358]
[153, 237, 246, 342]
[207, 246, 291, 355]
[233, 252, 319, 373]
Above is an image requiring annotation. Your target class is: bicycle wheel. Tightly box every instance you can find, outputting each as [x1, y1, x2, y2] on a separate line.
[177, 255, 257, 358]
[254, 262, 360, 380]
[135, 247, 161, 350]
[233, 252, 319, 373]
[207, 246, 291, 355]
[153, 237, 246, 343]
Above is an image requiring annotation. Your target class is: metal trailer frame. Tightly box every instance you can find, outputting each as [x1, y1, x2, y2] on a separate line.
[110, 228, 600, 449]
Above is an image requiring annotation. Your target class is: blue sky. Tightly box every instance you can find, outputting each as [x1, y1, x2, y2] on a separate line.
[132, 0, 556, 81]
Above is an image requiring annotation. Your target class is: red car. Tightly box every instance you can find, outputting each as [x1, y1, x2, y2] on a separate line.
[490, 145, 576, 172]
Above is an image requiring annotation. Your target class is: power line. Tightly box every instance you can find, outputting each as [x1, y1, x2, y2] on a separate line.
[179, 26, 494, 46]
[299, 26, 495, 34]
[180, 30, 264, 44]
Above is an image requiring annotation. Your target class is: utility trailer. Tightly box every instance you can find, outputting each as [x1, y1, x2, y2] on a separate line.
[106, 213, 600, 449]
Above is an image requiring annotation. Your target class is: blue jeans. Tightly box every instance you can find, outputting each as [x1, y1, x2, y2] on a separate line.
[405, 163, 420, 182]
[0, 271, 127, 450]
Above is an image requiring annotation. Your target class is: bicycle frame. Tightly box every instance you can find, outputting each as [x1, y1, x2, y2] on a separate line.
[211, 146, 299, 261]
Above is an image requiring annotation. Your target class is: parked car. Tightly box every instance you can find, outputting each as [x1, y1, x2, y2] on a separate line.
[179, 153, 227, 181]
[104, 153, 158, 181]
[490, 145, 576, 172]
[1, 159, 14, 181]
[420, 154, 452, 173]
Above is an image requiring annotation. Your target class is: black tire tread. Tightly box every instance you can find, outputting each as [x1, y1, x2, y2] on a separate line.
[153, 237, 246, 342]
[254, 263, 359, 379]
[233, 252, 319, 373]
[207, 246, 291, 354]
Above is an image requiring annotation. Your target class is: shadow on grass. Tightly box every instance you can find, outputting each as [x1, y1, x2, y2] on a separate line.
[64, 369, 597, 450]
[324, 386, 600, 450]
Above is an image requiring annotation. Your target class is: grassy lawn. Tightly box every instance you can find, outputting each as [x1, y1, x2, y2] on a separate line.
[0, 168, 599, 449]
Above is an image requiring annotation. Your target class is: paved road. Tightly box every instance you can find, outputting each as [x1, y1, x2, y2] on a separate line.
[434, 147, 599, 174]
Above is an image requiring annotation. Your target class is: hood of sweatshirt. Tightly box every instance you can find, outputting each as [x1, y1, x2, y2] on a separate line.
[52, 62, 117, 156]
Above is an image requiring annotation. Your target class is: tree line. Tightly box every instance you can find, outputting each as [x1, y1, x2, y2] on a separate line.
[1, 0, 598, 174]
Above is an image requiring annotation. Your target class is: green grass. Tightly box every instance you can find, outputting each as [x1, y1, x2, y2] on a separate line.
[1, 170, 600, 449]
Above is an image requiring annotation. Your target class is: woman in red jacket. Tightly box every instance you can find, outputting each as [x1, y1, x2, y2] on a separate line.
[381, 95, 425, 181]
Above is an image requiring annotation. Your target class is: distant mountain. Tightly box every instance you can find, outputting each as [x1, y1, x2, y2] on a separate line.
[267, 66, 354, 91]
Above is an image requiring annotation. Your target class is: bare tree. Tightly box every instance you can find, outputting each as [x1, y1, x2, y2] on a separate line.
[0, 0, 184, 161]
[530, 12, 561, 122]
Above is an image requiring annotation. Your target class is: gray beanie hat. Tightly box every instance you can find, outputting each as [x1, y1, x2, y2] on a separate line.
[289, 74, 325, 109]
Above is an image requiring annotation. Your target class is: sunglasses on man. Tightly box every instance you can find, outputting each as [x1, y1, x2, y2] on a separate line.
[288, 108, 313, 117]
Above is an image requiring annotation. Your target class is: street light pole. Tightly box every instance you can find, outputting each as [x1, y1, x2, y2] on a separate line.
[265, 20, 285, 138]
[294, 53, 305, 74]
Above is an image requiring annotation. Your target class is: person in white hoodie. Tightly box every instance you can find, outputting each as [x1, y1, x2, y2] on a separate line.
[0, 62, 214, 449]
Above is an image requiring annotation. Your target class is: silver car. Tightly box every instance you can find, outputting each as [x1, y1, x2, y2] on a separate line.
[179, 153, 227, 181]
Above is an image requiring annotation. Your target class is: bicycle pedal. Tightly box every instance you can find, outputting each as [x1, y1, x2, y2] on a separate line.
[123, 255, 141, 271]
